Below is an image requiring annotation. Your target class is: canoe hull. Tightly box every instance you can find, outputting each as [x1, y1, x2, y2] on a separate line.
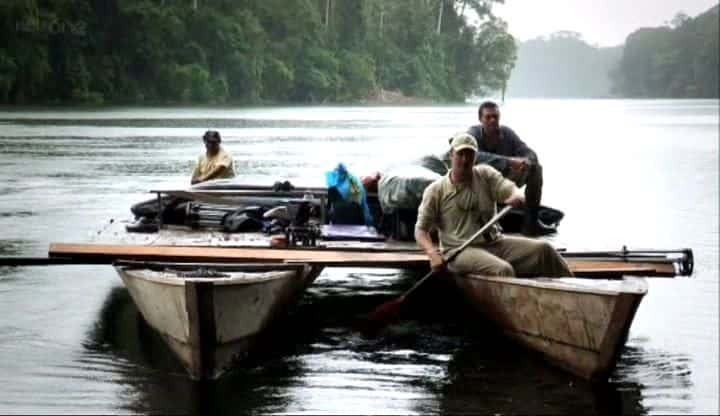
[116, 264, 323, 380]
[452, 274, 647, 381]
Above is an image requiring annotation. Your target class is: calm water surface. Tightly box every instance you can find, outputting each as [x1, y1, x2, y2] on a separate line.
[0, 100, 717, 414]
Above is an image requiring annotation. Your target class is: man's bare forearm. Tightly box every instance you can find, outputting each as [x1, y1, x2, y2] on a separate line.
[414, 228, 437, 256]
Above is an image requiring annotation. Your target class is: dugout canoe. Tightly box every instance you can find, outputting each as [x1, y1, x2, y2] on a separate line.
[114, 261, 324, 380]
[452, 273, 648, 381]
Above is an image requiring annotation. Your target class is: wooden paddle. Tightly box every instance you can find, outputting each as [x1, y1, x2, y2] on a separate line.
[364, 205, 514, 332]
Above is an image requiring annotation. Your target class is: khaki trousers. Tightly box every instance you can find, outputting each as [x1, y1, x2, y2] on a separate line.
[447, 235, 573, 277]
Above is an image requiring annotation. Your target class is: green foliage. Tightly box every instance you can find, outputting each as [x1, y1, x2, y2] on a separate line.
[473, 17, 517, 96]
[294, 46, 340, 102]
[0, 0, 516, 104]
[0, 49, 17, 101]
[337, 51, 376, 101]
[612, 5, 719, 98]
[261, 57, 294, 101]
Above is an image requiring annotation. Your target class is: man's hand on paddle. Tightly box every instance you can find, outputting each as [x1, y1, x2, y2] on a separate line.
[415, 228, 446, 272]
[504, 188, 525, 209]
[428, 250, 445, 271]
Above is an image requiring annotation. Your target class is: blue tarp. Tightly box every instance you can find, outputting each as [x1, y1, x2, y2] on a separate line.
[325, 163, 374, 226]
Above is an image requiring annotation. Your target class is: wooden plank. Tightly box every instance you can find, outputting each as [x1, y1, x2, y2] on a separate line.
[49, 243, 429, 269]
[46, 243, 680, 276]
[567, 259, 676, 277]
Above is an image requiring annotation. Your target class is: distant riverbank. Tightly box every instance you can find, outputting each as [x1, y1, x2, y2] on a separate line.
[359, 89, 434, 105]
[0, 88, 437, 109]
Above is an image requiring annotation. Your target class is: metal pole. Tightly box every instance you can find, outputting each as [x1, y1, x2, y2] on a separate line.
[156, 192, 163, 229]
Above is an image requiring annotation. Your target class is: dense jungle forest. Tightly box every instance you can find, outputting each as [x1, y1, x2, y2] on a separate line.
[1, 1, 717, 104]
[0, 0, 516, 105]
[612, 5, 718, 98]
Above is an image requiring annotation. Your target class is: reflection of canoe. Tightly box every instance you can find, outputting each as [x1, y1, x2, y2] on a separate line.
[114, 262, 323, 380]
[452, 274, 647, 381]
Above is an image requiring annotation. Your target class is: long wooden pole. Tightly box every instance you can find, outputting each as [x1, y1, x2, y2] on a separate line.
[0, 257, 109, 266]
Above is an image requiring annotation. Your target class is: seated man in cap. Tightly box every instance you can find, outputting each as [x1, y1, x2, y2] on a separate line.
[415, 132, 572, 278]
[191, 130, 235, 185]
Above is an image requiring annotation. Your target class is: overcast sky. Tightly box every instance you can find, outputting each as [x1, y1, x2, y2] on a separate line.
[493, 0, 719, 47]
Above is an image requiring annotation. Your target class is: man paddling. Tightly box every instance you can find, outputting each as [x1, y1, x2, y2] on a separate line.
[415, 132, 572, 277]
[467, 101, 553, 236]
[191, 130, 235, 185]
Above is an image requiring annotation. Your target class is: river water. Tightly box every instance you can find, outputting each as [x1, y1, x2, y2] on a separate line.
[0, 100, 717, 414]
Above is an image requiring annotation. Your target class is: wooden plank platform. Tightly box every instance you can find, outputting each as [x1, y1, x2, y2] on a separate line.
[567, 259, 676, 277]
[47, 243, 679, 277]
[49, 243, 429, 269]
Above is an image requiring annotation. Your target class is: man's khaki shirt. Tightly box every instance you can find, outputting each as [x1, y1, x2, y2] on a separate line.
[191, 148, 235, 183]
[415, 165, 517, 249]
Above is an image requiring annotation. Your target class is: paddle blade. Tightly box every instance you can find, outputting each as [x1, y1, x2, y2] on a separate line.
[362, 296, 406, 334]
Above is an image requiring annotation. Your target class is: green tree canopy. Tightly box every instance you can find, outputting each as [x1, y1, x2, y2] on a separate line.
[612, 5, 719, 98]
[0, 0, 517, 104]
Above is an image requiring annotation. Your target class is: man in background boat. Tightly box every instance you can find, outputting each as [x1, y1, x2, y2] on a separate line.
[127, 130, 235, 231]
[466, 101, 553, 236]
[415, 132, 572, 277]
[190, 130, 235, 185]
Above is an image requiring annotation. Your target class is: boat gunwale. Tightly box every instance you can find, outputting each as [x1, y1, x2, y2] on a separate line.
[115, 264, 308, 286]
[457, 274, 649, 296]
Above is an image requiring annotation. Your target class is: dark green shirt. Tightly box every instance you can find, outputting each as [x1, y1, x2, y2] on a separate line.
[467, 125, 538, 174]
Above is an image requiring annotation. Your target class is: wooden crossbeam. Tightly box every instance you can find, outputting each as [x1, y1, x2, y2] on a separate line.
[44, 243, 680, 277]
[49, 243, 429, 269]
